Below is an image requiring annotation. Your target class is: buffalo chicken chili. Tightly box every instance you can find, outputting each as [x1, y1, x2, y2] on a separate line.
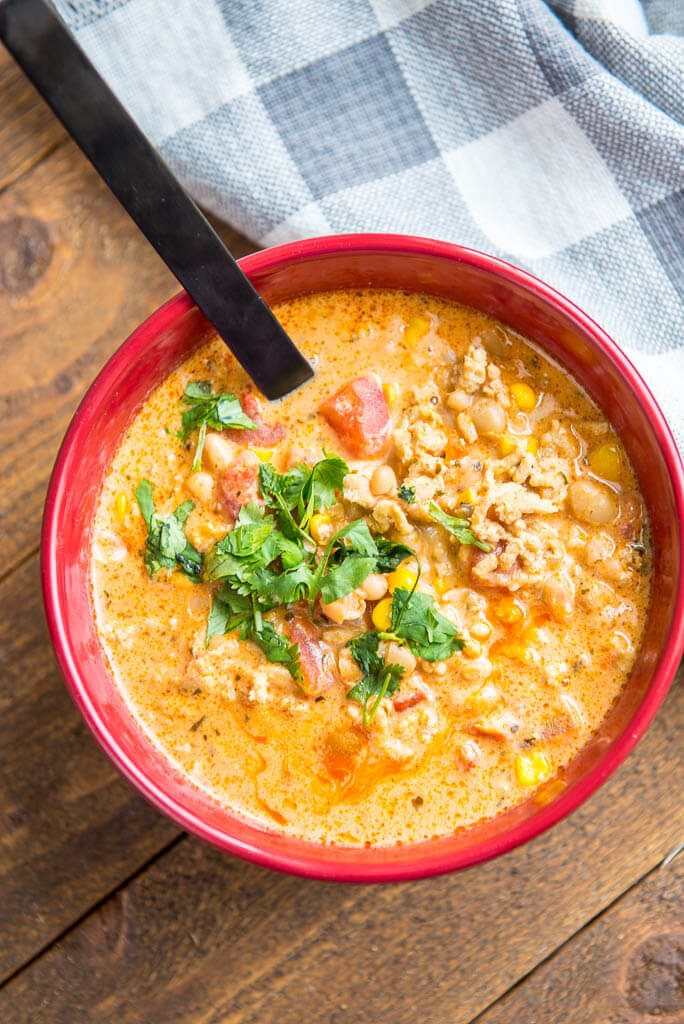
[91, 290, 651, 846]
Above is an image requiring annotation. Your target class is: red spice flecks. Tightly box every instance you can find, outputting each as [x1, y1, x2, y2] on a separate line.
[226, 391, 287, 447]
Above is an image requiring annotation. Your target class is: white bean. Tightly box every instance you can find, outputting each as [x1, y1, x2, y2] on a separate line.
[384, 641, 417, 675]
[203, 432, 239, 473]
[470, 397, 506, 435]
[481, 326, 512, 360]
[543, 572, 575, 622]
[446, 389, 471, 412]
[337, 648, 362, 683]
[320, 591, 366, 624]
[357, 573, 389, 601]
[569, 479, 618, 525]
[186, 471, 215, 507]
[370, 464, 397, 496]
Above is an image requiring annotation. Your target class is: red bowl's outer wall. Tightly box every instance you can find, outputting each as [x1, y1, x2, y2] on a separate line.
[42, 235, 684, 882]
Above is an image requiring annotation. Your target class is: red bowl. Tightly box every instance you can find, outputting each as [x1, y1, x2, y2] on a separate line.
[42, 234, 684, 882]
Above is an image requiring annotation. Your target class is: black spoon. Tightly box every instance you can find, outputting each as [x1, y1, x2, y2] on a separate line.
[0, 0, 314, 400]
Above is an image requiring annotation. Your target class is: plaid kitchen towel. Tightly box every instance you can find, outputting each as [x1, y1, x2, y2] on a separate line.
[53, 0, 683, 445]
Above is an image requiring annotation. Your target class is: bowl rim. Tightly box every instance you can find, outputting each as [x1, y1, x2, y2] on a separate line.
[42, 233, 684, 882]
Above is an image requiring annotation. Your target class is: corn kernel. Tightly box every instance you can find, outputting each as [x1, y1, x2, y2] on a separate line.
[498, 434, 517, 456]
[526, 437, 538, 455]
[114, 492, 128, 523]
[462, 639, 482, 659]
[310, 513, 333, 545]
[471, 620, 492, 640]
[459, 487, 476, 505]
[495, 596, 525, 624]
[589, 442, 621, 482]
[497, 640, 534, 663]
[251, 447, 274, 462]
[382, 381, 399, 406]
[387, 564, 418, 594]
[372, 597, 394, 631]
[510, 382, 536, 411]
[515, 751, 552, 787]
[173, 572, 195, 589]
[403, 316, 431, 347]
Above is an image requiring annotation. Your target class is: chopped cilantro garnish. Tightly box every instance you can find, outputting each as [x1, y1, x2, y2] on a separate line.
[137, 448, 467, 692]
[250, 620, 301, 680]
[374, 538, 416, 574]
[259, 454, 348, 539]
[346, 631, 404, 725]
[428, 501, 490, 551]
[388, 588, 464, 661]
[309, 520, 418, 608]
[206, 588, 302, 680]
[346, 586, 463, 722]
[398, 483, 416, 504]
[179, 381, 256, 471]
[134, 479, 201, 580]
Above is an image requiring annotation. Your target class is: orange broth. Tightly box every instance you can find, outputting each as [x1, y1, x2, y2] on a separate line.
[91, 290, 651, 846]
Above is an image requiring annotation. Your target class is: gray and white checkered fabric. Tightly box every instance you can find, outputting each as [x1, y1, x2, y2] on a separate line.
[54, 0, 683, 445]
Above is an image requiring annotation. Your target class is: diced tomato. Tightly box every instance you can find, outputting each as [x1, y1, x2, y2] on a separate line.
[392, 690, 427, 713]
[218, 450, 261, 522]
[284, 616, 339, 696]
[320, 376, 391, 458]
[227, 391, 286, 447]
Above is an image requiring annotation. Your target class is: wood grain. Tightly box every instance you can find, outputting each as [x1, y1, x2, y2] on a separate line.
[0, 45, 66, 192]
[475, 852, 684, 1023]
[0, 138, 254, 578]
[1, 673, 681, 1023]
[0, 555, 180, 982]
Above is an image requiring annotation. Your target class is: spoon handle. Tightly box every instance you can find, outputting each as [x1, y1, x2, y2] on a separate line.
[0, 0, 313, 400]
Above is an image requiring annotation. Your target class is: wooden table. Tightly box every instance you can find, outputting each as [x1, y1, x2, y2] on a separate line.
[1, 47, 682, 1024]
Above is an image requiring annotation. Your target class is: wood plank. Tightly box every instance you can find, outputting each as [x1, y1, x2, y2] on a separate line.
[475, 850, 683, 1023]
[0, 138, 254, 577]
[0, 46, 66, 191]
[2, 672, 681, 1023]
[0, 555, 180, 982]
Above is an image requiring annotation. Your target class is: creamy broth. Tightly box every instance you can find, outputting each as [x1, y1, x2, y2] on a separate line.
[91, 290, 651, 846]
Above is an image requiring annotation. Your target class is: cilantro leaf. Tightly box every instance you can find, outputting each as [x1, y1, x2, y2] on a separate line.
[375, 538, 416, 574]
[134, 479, 201, 580]
[203, 503, 285, 586]
[389, 588, 464, 661]
[347, 631, 381, 676]
[398, 484, 416, 504]
[258, 462, 312, 541]
[206, 587, 252, 644]
[300, 454, 348, 528]
[179, 381, 256, 471]
[135, 478, 155, 527]
[259, 462, 310, 511]
[205, 587, 301, 679]
[259, 454, 349, 539]
[309, 519, 378, 607]
[319, 556, 377, 605]
[251, 621, 301, 680]
[251, 563, 316, 604]
[346, 632, 404, 725]
[428, 501, 490, 551]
